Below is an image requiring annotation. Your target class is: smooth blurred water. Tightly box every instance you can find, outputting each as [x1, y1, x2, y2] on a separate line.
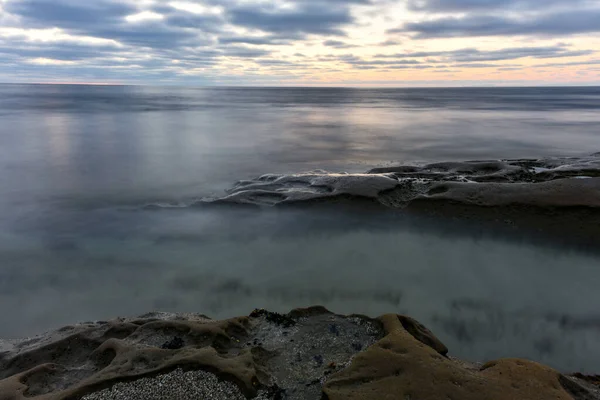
[1, 84, 600, 372]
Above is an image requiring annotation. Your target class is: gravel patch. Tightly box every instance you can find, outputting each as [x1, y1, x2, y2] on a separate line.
[81, 369, 266, 400]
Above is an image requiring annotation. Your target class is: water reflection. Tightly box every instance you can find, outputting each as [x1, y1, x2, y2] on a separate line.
[1, 85, 599, 207]
[45, 113, 72, 165]
[1, 85, 600, 374]
[1, 205, 599, 373]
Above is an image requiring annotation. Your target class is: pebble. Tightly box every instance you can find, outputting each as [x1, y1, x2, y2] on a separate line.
[81, 369, 270, 400]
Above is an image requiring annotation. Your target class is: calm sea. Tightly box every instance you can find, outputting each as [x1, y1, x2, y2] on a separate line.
[1, 84, 600, 372]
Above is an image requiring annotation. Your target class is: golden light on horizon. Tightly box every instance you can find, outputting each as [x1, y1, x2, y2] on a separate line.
[0, 0, 597, 85]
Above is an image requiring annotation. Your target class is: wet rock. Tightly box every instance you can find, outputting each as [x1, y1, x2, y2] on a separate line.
[573, 374, 600, 386]
[559, 375, 600, 400]
[206, 154, 600, 209]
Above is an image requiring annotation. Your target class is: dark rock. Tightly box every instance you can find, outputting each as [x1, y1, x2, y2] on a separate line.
[313, 355, 324, 367]
[351, 343, 363, 352]
[250, 309, 296, 328]
[398, 316, 448, 356]
[161, 337, 185, 350]
[572, 374, 600, 387]
[560, 375, 598, 400]
[287, 306, 331, 319]
[305, 379, 321, 387]
[329, 325, 340, 336]
[262, 384, 287, 400]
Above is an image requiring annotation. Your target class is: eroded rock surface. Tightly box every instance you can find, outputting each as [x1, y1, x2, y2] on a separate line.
[324, 314, 599, 400]
[201, 155, 600, 209]
[0, 308, 598, 400]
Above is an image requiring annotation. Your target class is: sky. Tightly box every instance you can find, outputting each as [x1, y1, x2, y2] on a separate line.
[0, 0, 599, 86]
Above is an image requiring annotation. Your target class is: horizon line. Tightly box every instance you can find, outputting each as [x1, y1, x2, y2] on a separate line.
[2, 82, 600, 89]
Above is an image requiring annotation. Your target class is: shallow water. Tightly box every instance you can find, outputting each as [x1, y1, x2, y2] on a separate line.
[1, 84, 600, 372]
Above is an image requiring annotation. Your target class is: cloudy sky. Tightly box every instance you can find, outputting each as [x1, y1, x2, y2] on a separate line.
[0, 0, 599, 86]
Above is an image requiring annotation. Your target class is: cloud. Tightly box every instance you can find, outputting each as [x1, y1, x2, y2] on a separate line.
[338, 44, 592, 70]
[4, 0, 135, 30]
[453, 63, 516, 68]
[375, 45, 592, 62]
[533, 59, 600, 68]
[0, 40, 118, 61]
[323, 40, 358, 49]
[218, 35, 291, 46]
[3, 0, 368, 52]
[4, 0, 215, 48]
[379, 39, 401, 46]
[406, 0, 592, 12]
[222, 46, 271, 58]
[394, 9, 600, 38]
[0, 0, 598, 84]
[228, 2, 367, 38]
[345, 59, 423, 66]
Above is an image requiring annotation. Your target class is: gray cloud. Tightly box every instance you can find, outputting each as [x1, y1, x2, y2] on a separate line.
[0, 42, 117, 61]
[533, 59, 600, 68]
[375, 45, 592, 62]
[339, 45, 592, 70]
[93, 25, 203, 48]
[219, 36, 291, 46]
[406, 0, 593, 12]
[394, 9, 600, 38]
[453, 63, 516, 68]
[2, 0, 369, 58]
[163, 13, 223, 31]
[228, 2, 366, 38]
[346, 59, 423, 66]
[4, 0, 135, 30]
[379, 39, 402, 46]
[0, 0, 597, 84]
[222, 46, 271, 58]
[323, 40, 359, 48]
[4, 0, 215, 49]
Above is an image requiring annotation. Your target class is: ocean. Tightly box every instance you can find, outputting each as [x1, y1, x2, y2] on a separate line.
[1, 84, 599, 372]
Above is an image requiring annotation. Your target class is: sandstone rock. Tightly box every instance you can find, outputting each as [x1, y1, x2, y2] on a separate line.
[0, 309, 597, 400]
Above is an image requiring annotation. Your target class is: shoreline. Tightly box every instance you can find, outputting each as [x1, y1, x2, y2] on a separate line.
[196, 154, 600, 251]
[1, 307, 599, 399]
[205, 155, 600, 208]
